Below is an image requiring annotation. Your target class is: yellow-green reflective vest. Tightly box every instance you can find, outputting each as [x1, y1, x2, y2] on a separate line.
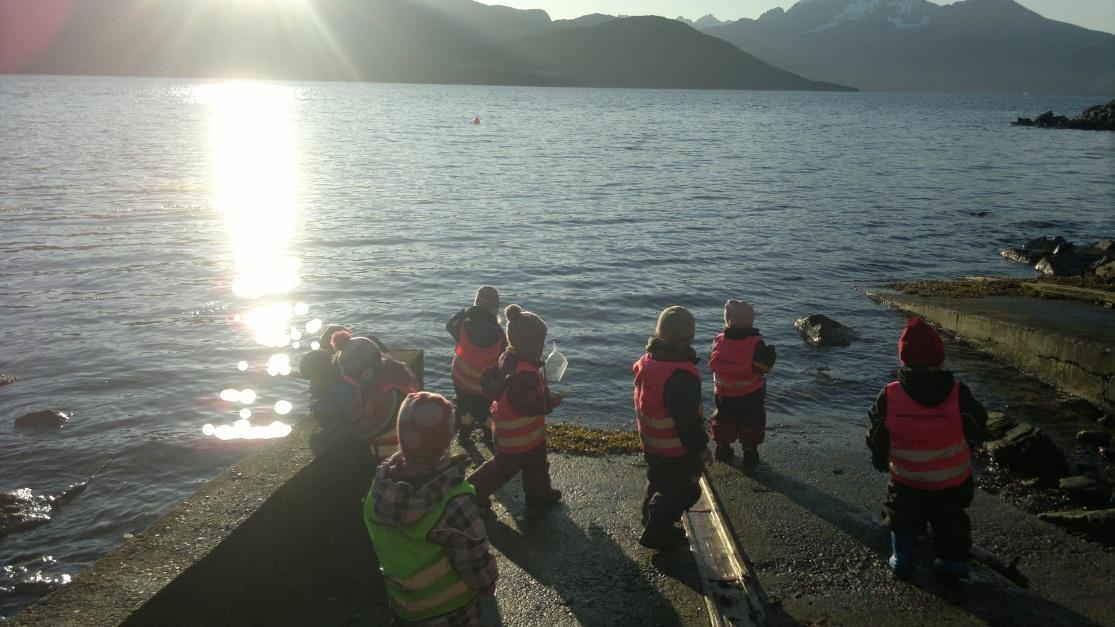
[364, 480, 478, 622]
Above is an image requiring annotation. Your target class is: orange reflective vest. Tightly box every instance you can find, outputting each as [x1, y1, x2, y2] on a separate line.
[491, 360, 547, 455]
[632, 354, 701, 458]
[451, 325, 504, 395]
[884, 381, 971, 490]
[709, 334, 765, 397]
[344, 359, 418, 457]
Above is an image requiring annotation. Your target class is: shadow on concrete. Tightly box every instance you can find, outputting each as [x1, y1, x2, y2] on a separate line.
[650, 551, 703, 598]
[741, 465, 1101, 627]
[485, 509, 687, 626]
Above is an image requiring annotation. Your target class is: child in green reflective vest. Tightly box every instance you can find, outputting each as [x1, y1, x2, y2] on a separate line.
[365, 392, 498, 626]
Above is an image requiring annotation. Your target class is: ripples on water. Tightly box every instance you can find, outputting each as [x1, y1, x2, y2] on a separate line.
[1, 75, 1113, 616]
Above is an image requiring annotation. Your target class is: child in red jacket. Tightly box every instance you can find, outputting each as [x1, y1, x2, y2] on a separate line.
[708, 300, 776, 466]
[867, 318, 987, 579]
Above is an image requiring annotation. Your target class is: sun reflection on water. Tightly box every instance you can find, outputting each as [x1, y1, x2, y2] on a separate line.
[198, 81, 308, 440]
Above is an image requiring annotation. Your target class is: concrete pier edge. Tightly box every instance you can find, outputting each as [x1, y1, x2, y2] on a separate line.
[868, 290, 1115, 413]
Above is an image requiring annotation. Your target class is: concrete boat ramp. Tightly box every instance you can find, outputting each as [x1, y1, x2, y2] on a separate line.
[13, 289, 1115, 625]
[14, 428, 1115, 626]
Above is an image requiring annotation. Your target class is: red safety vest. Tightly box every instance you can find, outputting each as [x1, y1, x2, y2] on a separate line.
[491, 360, 547, 455]
[344, 359, 418, 457]
[709, 334, 766, 397]
[632, 354, 701, 458]
[884, 381, 971, 490]
[451, 325, 504, 395]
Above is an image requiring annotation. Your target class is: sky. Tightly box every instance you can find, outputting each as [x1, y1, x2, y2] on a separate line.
[485, 0, 1115, 34]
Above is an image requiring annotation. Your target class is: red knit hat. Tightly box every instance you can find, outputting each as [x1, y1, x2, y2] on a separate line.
[898, 318, 945, 367]
[396, 392, 455, 464]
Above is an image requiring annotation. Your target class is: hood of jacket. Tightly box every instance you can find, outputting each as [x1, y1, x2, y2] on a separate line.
[370, 452, 470, 527]
[646, 336, 698, 364]
[481, 349, 541, 399]
[897, 367, 956, 407]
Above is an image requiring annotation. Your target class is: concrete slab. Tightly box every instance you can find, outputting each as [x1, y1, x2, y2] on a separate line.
[457, 444, 709, 626]
[870, 293, 1115, 412]
[706, 440, 1115, 627]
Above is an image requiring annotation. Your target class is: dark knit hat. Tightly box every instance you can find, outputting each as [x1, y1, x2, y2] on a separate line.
[332, 331, 383, 377]
[724, 299, 755, 328]
[655, 306, 695, 345]
[297, 349, 333, 381]
[397, 392, 455, 465]
[320, 324, 349, 353]
[474, 286, 500, 316]
[505, 304, 547, 360]
[898, 318, 945, 367]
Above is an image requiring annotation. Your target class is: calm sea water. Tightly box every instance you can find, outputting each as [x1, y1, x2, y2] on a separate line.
[1, 75, 1112, 616]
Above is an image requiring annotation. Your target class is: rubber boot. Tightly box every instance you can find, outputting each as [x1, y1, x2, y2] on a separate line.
[741, 446, 760, 467]
[714, 443, 734, 464]
[525, 488, 563, 508]
[888, 532, 913, 575]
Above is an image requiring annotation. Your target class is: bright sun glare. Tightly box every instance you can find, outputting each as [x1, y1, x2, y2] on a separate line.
[195, 81, 304, 440]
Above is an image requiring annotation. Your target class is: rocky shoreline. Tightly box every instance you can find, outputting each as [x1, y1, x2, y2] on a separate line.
[1013, 99, 1115, 131]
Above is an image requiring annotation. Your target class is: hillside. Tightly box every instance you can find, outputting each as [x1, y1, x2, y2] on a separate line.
[0, 0, 851, 91]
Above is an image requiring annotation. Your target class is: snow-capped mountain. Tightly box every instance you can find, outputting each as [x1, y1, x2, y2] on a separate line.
[676, 14, 724, 29]
[702, 0, 1115, 94]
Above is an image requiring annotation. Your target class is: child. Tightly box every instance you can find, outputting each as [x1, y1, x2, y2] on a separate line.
[332, 330, 418, 460]
[320, 323, 388, 355]
[467, 304, 563, 509]
[447, 286, 507, 443]
[298, 348, 356, 436]
[708, 299, 777, 466]
[365, 392, 498, 626]
[867, 318, 988, 579]
[632, 306, 712, 551]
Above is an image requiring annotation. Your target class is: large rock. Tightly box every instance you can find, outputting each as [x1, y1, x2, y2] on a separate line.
[985, 411, 1018, 440]
[1093, 258, 1115, 280]
[0, 482, 88, 539]
[1034, 249, 1109, 277]
[1038, 509, 1115, 544]
[984, 422, 1070, 478]
[13, 410, 70, 429]
[794, 314, 855, 347]
[1058, 475, 1099, 494]
[1094, 240, 1115, 251]
[1000, 235, 1069, 265]
[1000, 248, 1044, 264]
[0, 489, 53, 539]
[1077, 430, 1113, 447]
[1015, 101, 1115, 132]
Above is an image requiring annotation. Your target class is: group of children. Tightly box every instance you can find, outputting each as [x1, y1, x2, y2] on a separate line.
[300, 286, 987, 625]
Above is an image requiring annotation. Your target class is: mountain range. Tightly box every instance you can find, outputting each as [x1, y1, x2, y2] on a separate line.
[2, 0, 1110, 94]
[0, 0, 850, 91]
[698, 0, 1115, 94]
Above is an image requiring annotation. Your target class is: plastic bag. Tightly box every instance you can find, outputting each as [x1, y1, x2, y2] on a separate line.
[544, 340, 568, 384]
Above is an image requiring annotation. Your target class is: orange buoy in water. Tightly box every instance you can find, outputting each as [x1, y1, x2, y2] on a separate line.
[472, 116, 481, 125]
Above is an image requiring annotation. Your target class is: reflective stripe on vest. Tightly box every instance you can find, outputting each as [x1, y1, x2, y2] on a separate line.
[632, 354, 701, 458]
[365, 481, 478, 622]
[710, 334, 765, 397]
[884, 381, 971, 490]
[491, 359, 547, 454]
[452, 325, 503, 395]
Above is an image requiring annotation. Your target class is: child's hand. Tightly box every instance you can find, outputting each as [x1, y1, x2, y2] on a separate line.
[478, 585, 496, 598]
[552, 390, 566, 407]
[700, 448, 713, 465]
